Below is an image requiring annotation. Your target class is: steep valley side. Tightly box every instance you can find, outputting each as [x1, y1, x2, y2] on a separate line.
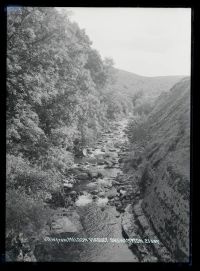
[121, 77, 190, 262]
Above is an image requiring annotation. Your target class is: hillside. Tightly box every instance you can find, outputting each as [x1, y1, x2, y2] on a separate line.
[112, 68, 184, 103]
[123, 77, 190, 261]
[6, 6, 190, 263]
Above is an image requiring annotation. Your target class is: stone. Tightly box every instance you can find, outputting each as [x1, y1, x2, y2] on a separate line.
[114, 142, 121, 148]
[96, 197, 108, 207]
[137, 215, 150, 231]
[44, 192, 52, 201]
[97, 178, 110, 187]
[69, 191, 77, 196]
[76, 172, 89, 180]
[16, 250, 24, 261]
[113, 181, 121, 186]
[88, 171, 98, 179]
[82, 148, 87, 156]
[86, 157, 97, 164]
[79, 191, 85, 196]
[97, 172, 103, 178]
[133, 201, 143, 216]
[98, 191, 105, 197]
[118, 158, 124, 163]
[51, 217, 79, 233]
[69, 168, 80, 175]
[86, 182, 98, 190]
[104, 160, 112, 166]
[91, 178, 97, 182]
[23, 251, 37, 262]
[87, 148, 93, 154]
[116, 206, 124, 213]
[106, 188, 117, 199]
[91, 190, 99, 195]
[75, 194, 92, 207]
[97, 159, 105, 165]
[120, 189, 127, 196]
[63, 183, 73, 188]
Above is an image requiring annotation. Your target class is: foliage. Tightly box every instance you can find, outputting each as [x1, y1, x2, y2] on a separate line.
[127, 115, 150, 147]
[6, 7, 133, 253]
[132, 90, 144, 107]
[6, 188, 53, 239]
[133, 101, 153, 116]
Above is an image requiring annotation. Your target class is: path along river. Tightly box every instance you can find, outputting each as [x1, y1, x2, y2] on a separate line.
[35, 118, 139, 262]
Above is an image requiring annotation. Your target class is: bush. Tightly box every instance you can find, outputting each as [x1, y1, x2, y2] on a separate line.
[6, 154, 62, 194]
[44, 147, 74, 174]
[6, 189, 54, 240]
[127, 115, 150, 147]
[134, 101, 153, 116]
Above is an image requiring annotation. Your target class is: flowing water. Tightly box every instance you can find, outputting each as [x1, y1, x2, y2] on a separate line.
[35, 118, 138, 262]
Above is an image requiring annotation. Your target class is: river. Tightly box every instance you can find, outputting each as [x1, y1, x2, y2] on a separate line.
[35, 118, 138, 262]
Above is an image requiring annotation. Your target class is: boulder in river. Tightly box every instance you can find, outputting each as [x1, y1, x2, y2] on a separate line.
[90, 189, 99, 195]
[98, 178, 112, 188]
[82, 148, 87, 156]
[23, 251, 37, 262]
[98, 191, 105, 197]
[114, 142, 121, 148]
[76, 172, 89, 180]
[97, 159, 106, 165]
[86, 157, 97, 164]
[106, 188, 118, 199]
[75, 194, 92, 207]
[119, 189, 127, 196]
[96, 197, 108, 207]
[118, 158, 124, 163]
[88, 170, 103, 179]
[63, 183, 73, 189]
[69, 190, 77, 196]
[86, 182, 98, 189]
[87, 148, 93, 154]
[51, 217, 79, 233]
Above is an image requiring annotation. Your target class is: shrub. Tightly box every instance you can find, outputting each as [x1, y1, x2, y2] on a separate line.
[6, 154, 62, 194]
[6, 189, 54, 240]
[44, 147, 74, 174]
[127, 115, 150, 147]
[134, 101, 153, 116]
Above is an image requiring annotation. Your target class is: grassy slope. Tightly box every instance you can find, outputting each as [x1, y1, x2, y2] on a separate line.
[138, 77, 190, 261]
[112, 68, 184, 103]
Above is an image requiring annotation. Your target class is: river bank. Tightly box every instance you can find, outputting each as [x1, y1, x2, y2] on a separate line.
[9, 117, 174, 262]
[34, 118, 139, 262]
[35, 116, 174, 262]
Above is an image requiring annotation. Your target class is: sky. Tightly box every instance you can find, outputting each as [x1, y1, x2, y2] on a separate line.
[66, 8, 191, 77]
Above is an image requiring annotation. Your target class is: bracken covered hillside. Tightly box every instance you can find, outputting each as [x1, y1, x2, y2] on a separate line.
[112, 68, 184, 103]
[135, 77, 190, 261]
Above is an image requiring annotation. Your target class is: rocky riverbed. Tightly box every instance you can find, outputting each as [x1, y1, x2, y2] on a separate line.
[34, 118, 173, 262]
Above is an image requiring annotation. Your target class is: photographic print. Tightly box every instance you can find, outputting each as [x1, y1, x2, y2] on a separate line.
[6, 7, 191, 262]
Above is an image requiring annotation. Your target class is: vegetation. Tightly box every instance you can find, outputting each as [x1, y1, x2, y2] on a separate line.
[111, 69, 183, 105]
[6, 7, 134, 253]
[125, 78, 190, 260]
[6, 7, 187, 261]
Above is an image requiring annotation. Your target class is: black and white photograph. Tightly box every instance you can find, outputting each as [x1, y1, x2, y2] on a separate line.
[6, 7, 191, 262]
